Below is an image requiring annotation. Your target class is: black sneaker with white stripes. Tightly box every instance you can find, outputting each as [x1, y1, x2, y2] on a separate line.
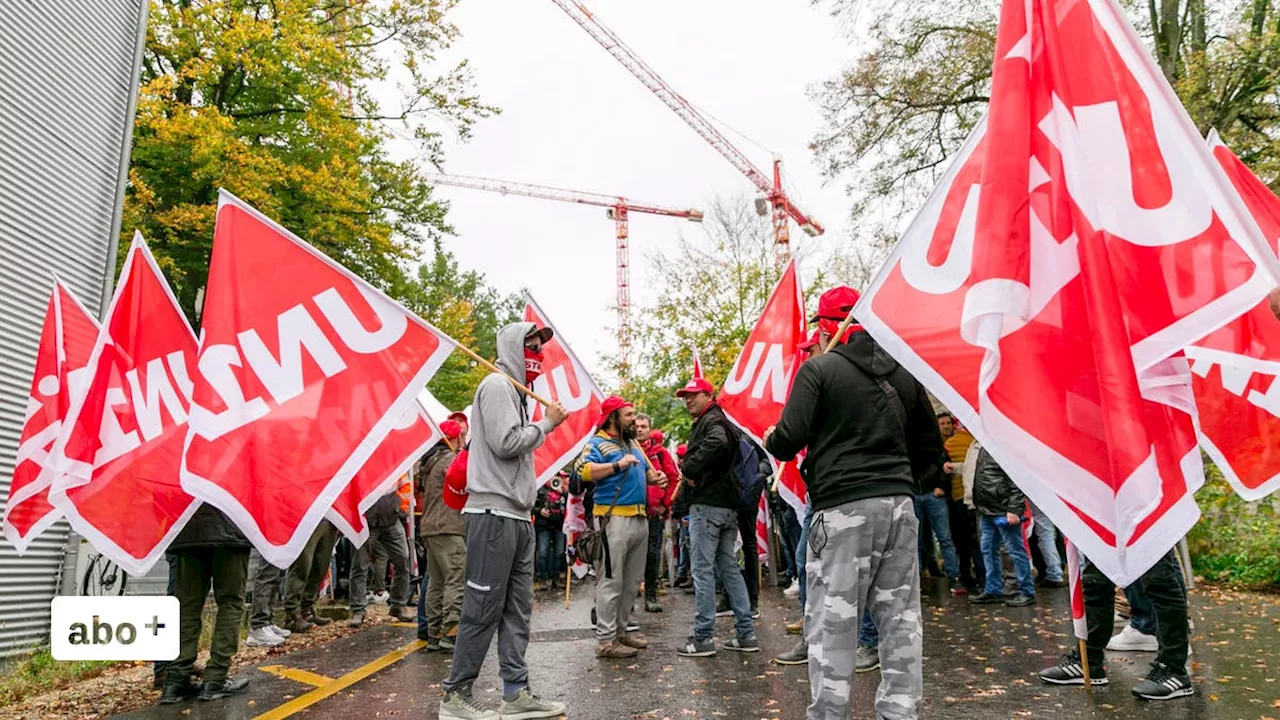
[1038, 651, 1108, 686]
[1131, 661, 1194, 700]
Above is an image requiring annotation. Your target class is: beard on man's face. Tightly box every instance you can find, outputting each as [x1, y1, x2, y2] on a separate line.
[620, 419, 638, 443]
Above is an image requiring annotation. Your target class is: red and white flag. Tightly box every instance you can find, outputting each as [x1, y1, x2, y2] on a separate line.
[692, 346, 704, 380]
[1065, 541, 1088, 640]
[1185, 133, 1280, 501]
[3, 280, 100, 552]
[720, 259, 807, 447]
[182, 190, 457, 568]
[327, 401, 442, 545]
[46, 234, 201, 576]
[854, 0, 1280, 585]
[775, 344, 814, 518]
[524, 293, 605, 486]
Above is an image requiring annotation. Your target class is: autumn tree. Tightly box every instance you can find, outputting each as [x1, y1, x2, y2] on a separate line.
[812, 0, 1280, 243]
[123, 0, 496, 323]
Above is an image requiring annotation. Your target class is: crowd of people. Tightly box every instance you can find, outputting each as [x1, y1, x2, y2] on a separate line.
[148, 289, 1198, 720]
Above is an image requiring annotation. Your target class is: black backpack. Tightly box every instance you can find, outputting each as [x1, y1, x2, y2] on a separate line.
[723, 421, 768, 508]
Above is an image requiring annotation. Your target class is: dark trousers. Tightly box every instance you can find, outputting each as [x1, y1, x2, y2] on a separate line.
[735, 506, 759, 604]
[1084, 550, 1189, 671]
[284, 520, 338, 617]
[776, 503, 802, 579]
[948, 498, 983, 586]
[153, 555, 178, 682]
[443, 513, 534, 695]
[167, 547, 249, 687]
[644, 516, 664, 598]
[536, 528, 565, 581]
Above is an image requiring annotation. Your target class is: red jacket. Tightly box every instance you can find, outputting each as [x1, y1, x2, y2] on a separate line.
[644, 434, 680, 518]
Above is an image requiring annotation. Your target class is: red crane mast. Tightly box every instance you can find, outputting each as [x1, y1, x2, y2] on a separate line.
[548, 0, 824, 266]
[423, 172, 703, 373]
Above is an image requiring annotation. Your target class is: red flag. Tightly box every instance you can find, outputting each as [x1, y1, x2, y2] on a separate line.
[1065, 541, 1087, 640]
[774, 345, 813, 518]
[327, 401, 442, 545]
[692, 346, 704, 380]
[719, 259, 807, 447]
[3, 280, 100, 552]
[854, 0, 1280, 585]
[1185, 133, 1280, 501]
[46, 234, 200, 576]
[182, 190, 457, 568]
[523, 294, 605, 486]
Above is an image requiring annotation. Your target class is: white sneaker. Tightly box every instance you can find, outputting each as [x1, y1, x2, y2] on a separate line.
[268, 624, 292, 639]
[783, 584, 800, 598]
[373, 591, 390, 605]
[1106, 624, 1159, 652]
[246, 626, 285, 648]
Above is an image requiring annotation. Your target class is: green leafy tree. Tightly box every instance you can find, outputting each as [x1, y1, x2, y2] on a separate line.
[123, 0, 497, 322]
[619, 198, 824, 441]
[394, 240, 523, 411]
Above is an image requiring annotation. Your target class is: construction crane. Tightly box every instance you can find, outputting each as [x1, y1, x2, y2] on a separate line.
[423, 172, 703, 373]
[548, 0, 824, 267]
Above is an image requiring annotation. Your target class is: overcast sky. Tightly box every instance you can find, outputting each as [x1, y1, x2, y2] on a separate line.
[392, 0, 864, 382]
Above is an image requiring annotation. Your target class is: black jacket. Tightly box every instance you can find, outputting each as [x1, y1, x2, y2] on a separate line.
[764, 332, 944, 513]
[534, 483, 567, 532]
[678, 403, 738, 510]
[366, 490, 405, 529]
[972, 448, 1026, 517]
[169, 504, 250, 551]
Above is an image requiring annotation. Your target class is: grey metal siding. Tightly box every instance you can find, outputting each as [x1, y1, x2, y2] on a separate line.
[0, 0, 148, 658]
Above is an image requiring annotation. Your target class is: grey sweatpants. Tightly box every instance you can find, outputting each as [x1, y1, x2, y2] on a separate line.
[442, 513, 535, 694]
[806, 496, 922, 720]
[350, 522, 411, 612]
[594, 514, 648, 643]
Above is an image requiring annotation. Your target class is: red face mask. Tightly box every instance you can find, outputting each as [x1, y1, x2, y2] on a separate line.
[818, 317, 864, 346]
[524, 348, 545, 384]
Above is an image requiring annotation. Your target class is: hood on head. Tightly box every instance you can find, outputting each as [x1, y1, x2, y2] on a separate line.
[495, 321, 540, 380]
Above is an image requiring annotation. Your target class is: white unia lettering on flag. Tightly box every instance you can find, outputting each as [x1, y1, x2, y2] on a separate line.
[181, 190, 457, 568]
[46, 234, 201, 576]
[854, 0, 1280, 585]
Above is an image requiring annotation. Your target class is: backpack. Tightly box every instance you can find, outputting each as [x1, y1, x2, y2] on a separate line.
[724, 422, 768, 508]
[442, 447, 469, 511]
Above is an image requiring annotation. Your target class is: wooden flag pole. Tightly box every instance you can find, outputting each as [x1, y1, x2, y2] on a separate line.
[1080, 638, 1092, 691]
[453, 343, 555, 407]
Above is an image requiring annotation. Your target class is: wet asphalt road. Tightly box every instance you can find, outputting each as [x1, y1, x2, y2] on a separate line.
[118, 577, 1278, 719]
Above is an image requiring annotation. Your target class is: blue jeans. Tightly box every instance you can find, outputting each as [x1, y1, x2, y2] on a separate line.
[689, 504, 754, 640]
[1028, 503, 1064, 583]
[1125, 559, 1187, 635]
[536, 528, 565, 581]
[416, 574, 430, 637]
[797, 504, 814, 608]
[979, 515, 1035, 597]
[915, 493, 960, 580]
[859, 611, 878, 647]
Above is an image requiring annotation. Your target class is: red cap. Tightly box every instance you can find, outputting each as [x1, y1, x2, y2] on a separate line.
[447, 411, 469, 425]
[650, 429, 665, 445]
[675, 377, 715, 398]
[439, 420, 463, 440]
[797, 329, 822, 351]
[597, 395, 633, 429]
[676, 444, 688, 458]
[810, 286, 862, 323]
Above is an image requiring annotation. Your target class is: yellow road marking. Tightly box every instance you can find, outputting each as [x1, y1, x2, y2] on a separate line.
[257, 665, 335, 688]
[252, 639, 427, 720]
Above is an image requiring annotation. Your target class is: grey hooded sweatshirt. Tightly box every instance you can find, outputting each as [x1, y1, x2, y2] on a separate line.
[463, 321, 557, 518]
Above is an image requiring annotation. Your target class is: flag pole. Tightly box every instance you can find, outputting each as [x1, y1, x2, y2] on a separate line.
[823, 308, 858, 353]
[564, 536, 573, 610]
[453, 343, 555, 407]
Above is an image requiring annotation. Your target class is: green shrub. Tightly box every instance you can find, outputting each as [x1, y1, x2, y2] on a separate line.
[0, 649, 112, 706]
[1188, 464, 1280, 589]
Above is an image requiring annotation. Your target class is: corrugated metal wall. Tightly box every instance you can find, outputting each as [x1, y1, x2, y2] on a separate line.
[0, 0, 149, 659]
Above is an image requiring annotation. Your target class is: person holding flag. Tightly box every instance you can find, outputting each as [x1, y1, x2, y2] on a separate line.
[438, 322, 569, 720]
[764, 285, 945, 720]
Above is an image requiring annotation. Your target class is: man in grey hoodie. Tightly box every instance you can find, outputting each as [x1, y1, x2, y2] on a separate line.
[439, 321, 570, 720]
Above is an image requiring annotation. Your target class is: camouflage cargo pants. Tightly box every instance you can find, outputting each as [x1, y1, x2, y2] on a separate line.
[806, 496, 922, 720]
